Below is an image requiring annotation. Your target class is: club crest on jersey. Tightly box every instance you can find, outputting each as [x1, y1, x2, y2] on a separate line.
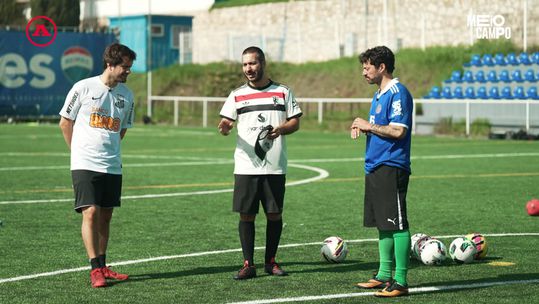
[272, 96, 279, 106]
[114, 95, 125, 109]
[375, 103, 382, 114]
[257, 113, 266, 123]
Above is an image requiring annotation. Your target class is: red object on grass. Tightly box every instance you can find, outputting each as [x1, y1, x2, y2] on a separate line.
[526, 199, 539, 216]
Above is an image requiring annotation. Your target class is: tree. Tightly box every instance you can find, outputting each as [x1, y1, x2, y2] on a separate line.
[31, 0, 80, 27]
[0, 0, 27, 26]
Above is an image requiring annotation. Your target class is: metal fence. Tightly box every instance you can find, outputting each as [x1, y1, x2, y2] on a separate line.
[148, 96, 539, 136]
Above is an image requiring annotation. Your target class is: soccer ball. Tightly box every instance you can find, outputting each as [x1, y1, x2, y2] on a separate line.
[419, 239, 447, 265]
[410, 233, 429, 258]
[449, 237, 477, 264]
[321, 236, 349, 263]
[413, 234, 432, 260]
[526, 198, 539, 216]
[465, 233, 488, 259]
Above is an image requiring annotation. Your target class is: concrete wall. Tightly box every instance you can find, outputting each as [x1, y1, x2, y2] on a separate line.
[192, 0, 538, 64]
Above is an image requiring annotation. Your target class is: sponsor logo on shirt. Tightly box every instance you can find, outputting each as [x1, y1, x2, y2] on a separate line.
[392, 99, 402, 117]
[66, 91, 78, 114]
[90, 112, 120, 132]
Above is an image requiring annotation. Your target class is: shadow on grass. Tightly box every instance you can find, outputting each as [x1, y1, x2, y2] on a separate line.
[111, 259, 379, 285]
[411, 272, 539, 295]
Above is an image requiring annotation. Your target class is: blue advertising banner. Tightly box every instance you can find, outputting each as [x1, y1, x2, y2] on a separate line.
[0, 31, 115, 116]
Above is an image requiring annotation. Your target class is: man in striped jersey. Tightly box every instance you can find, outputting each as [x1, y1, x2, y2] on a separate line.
[350, 46, 413, 297]
[218, 46, 302, 280]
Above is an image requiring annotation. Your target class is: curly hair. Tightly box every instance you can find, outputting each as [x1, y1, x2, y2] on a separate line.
[359, 46, 395, 73]
[102, 43, 137, 69]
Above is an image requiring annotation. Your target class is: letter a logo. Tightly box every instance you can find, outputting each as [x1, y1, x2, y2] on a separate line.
[32, 24, 52, 37]
[26, 16, 57, 47]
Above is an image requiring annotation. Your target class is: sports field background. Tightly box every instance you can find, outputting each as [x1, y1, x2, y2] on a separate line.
[0, 123, 538, 303]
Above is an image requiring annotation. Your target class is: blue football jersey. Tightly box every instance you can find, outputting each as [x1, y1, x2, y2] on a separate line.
[364, 79, 413, 174]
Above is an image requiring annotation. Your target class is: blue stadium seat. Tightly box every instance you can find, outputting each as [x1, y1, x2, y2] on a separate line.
[450, 70, 463, 83]
[481, 54, 495, 67]
[506, 53, 518, 64]
[499, 70, 511, 83]
[462, 70, 474, 83]
[494, 53, 507, 66]
[475, 70, 486, 83]
[453, 86, 464, 99]
[506, 53, 519, 65]
[501, 86, 513, 99]
[527, 87, 538, 99]
[525, 69, 536, 82]
[519, 52, 531, 65]
[477, 86, 488, 99]
[442, 86, 452, 99]
[511, 70, 524, 83]
[470, 54, 482, 67]
[428, 86, 441, 98]
[465, 87, 476, 99]
[487, 70, 498, 83]
[513, 86, 526, 99]
[532, 52, 539, 65]
[489, 87, 500, 99]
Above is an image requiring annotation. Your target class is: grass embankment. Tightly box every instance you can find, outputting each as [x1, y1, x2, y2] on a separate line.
[128, 40, 525, 132]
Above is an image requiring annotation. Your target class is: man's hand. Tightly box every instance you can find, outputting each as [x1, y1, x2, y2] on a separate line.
[350, 117, 371, 139]
[218, 118, 234, 136]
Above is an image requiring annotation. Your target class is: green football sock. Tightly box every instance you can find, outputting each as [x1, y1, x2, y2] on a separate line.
[393, 229, 411, 286]
[376, 230, 394, 281]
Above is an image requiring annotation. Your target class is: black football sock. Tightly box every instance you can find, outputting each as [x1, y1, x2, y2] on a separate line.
[265, 219, 283, 264]
[239, 221, 255, 266]
[90, 257, 100, 270]
[98, 254, 106, 268]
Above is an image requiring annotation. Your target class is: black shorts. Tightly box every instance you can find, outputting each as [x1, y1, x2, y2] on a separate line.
[233, 174, 286, 215]
[364, 165, 409, 231]
[71, 170, 122, 213]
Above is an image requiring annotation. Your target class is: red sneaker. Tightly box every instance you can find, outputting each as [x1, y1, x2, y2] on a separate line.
[264, 258, 288, 276]
[90, 268, 107, 288]
[101, 266, 129, 281]
[233, 260, 257, 280]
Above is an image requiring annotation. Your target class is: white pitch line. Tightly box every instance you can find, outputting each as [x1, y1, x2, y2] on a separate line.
[226, 279, 539, 304]
[0, 164, 329, 205]
[1, 152, 539, 171]
[0, 232, 537, 285]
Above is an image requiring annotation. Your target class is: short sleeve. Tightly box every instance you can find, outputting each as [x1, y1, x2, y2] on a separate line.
[389, 89, 412, 129]
[219, 92, 237, 121]
[59, 84, 82, 120]
[122, 91, 135, 129]
[285, 88, 302, 119]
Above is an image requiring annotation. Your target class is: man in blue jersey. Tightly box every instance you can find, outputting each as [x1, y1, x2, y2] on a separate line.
[350, 46, 413, 297]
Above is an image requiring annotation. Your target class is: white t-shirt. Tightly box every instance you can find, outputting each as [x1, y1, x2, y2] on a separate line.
[220, 80, 302, 175]
[59, 76, 134, 174]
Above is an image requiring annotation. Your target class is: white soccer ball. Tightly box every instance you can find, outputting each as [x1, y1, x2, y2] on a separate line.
[419, 239, 447, 265]
[411, 233, 429, 259]
[321, 236, 349, 263]
[449, 237, 477, 264]
[413, 235, 432, 260]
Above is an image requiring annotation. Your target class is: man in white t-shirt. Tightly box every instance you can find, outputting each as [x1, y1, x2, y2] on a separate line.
[219, 46, 302, 280]
[59, 43, 136, 288]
